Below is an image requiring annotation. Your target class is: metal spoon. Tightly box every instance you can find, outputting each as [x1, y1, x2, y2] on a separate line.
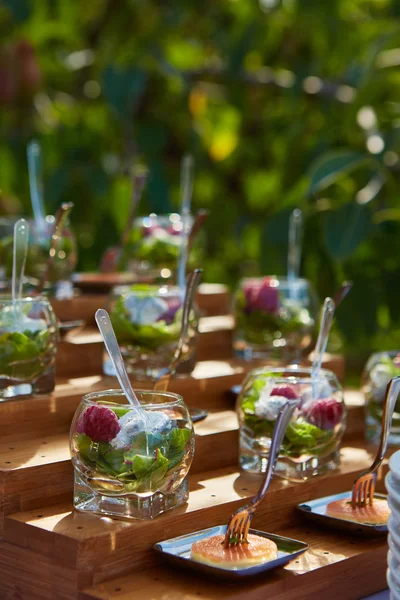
[311, 296, 335, 398]
[287, 208, 303, 298]
[37, 202, 74, 294]
[95, 309, 146, 420]
[177, 155, 194, 290]
[12, 219, 29, 325]
[154, 268, 202, 391]
[27, 140, 46, 243]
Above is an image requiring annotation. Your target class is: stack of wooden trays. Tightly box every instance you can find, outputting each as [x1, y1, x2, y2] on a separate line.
[0, 282, 389, 600]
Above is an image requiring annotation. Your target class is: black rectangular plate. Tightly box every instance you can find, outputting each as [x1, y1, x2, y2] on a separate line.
[297, 491, 389, 536]
[153, 525, 308, 579]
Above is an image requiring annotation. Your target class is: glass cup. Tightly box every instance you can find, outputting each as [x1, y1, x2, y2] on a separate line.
[119, 213, 195, 281]
[0, 216, 78, 292]
[0, 296, 58, 399]
[103, 284, 199, 379]
[70, 389, 195, 520]
[233, 276, 319, 363]
[237, 366, 346, 481]
[363, 351, 400, 445]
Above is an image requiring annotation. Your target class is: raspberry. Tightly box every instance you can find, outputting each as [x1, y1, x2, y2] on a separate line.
[306, 398, 343, 431]
[77, 406, 121, 442]
[271, 384, 298, 400]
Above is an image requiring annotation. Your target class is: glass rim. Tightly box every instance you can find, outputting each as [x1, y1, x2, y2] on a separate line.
[112, 284, 184, 298]
[0, 294, 49, 303]
[240, 276, 311, 285]
[0, 215, 56, 225]
[246, 365, 338, 384]
[82, 388, 185, 408]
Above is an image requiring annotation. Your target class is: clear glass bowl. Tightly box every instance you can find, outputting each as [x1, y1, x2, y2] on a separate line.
[233, 276, 319, 362]
[363, 351, 400, 445]
[104, 284, 199, 379]
[70, 389, 195, 520]
[119, 213, 195, 280]
[0, 295, 58, 399]
[237, 366, 346, 481]
[0, 215, 77, 289]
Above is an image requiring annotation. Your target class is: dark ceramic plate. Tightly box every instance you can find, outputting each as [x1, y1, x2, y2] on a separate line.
[153, 525, 308, 579]
[297, 491, 389, 536]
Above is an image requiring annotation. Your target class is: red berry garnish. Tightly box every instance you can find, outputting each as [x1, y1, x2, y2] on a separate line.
[306, 398, 343, 431]
[77, 406, 120, 442]
[271, 384, 298, 399]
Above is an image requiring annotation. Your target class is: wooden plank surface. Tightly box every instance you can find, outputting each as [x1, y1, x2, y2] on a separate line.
[1, 441, 389, 593]
[80, 528, 387, 600]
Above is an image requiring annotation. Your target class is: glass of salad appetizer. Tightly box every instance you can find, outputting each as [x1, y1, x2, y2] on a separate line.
[0, 296, 58, 399]
[237, 366, 345, 480]
[234, 276, 319, 362]
[105, 284, 199, 378]
[363, 351, 400, 445]
[0, 216, 77, 291]
[70, 389, 195, 520]
[119, 213, 194, 279]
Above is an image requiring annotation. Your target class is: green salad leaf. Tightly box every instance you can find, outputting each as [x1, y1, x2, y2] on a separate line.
[110, 295, 180, 350]
[76, 426, 191, 493]
[0, 328, 52, 379]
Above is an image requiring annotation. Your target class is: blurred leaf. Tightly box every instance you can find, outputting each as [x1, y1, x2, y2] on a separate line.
[102, 67, 147, 117]
[109, 177, 132, 234]
[308, 150, 370, 196]
[147, 162, 170, 213]
[3, 0, 30, 22]
[323, 203, 372, 260]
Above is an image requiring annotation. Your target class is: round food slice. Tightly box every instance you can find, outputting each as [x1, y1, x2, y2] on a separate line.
[191, 534, 278, 569]
[326, 497, 390, 525]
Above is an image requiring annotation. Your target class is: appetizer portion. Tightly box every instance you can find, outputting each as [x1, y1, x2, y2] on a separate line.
[0, 299, 58, 395]
[237, 367, 346, 479]
[234, 276, 318, 360]
[107, 284, 198, 377]
[191, 534, 278, 569]
[72, 399, 195, 495]
[326, 497, 390, 525]
[363, 351, 400, 445]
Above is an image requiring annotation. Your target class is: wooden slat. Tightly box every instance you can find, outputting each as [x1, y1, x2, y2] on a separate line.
[2, 441, 389, 592]
[0, 362, 245, 439]
[56, 315, 235, 377]
[80, 528, 387, 600]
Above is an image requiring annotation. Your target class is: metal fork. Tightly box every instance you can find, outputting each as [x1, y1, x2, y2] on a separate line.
[351, 376, 400, 508]
[224, 398, 300, 548]
[154, 269, 202, 392]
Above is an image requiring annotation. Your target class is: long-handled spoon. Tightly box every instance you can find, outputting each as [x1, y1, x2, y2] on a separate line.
[154, 268, 202, 392]
[287, 208, 303, 298]
[95, 309, 147, 423]
[188, 209, 209, 255]
[36, 202, 74, 294]
[27, 140, 46, 243]
[333, 280, 353, 309]
[311, 297, 335, 399]
[121, 169, 148, 248]
[12, 219, 29, 327]
[177, 155, 194, 290]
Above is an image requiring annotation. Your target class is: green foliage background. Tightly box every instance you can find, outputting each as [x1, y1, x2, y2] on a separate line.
[1, 0, 400, 355]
